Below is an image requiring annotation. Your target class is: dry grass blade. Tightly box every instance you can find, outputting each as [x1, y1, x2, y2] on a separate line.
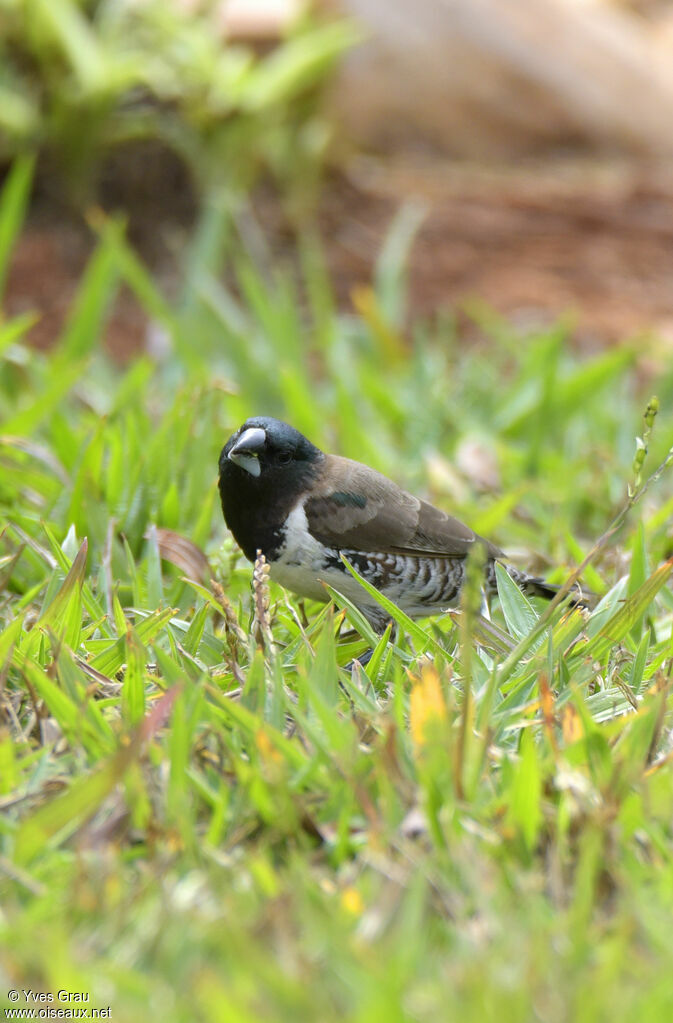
[211, 579, 246, 684]
[211, 579, 247, 643]
[153, 528, 211, 584]
[0, 435, 70, 485]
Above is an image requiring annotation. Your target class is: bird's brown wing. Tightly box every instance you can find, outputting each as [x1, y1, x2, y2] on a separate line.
[304, 455, 503, 559]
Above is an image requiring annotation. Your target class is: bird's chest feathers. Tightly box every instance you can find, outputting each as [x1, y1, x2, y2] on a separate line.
[270, 503, 334, 601]
[271, 503, 408, 611]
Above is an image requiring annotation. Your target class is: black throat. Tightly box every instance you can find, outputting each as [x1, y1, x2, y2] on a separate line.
[218, 455, 323, 563]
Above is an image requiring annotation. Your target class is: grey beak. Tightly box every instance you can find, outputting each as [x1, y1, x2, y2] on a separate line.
[228, 427, 266, 477]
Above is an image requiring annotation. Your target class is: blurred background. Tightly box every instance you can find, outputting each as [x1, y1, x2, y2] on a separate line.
[6, 9, 673, 1014]
[3, 0, 673, 356]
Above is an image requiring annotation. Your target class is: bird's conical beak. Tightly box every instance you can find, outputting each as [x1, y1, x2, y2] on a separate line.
[228, 427, 266, 477]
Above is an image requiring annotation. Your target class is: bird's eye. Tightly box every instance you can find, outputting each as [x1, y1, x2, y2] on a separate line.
[277, 451, 292, 464]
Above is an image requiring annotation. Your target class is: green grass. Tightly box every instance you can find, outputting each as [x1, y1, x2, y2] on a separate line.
[0, 0, 357, 204]
[2, 158, 673, 1022]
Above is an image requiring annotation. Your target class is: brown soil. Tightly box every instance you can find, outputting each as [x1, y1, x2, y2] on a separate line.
[6, 153, 673, 357]
[316, 157, 673, 347]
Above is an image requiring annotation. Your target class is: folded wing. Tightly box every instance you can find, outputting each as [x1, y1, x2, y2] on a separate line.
[305, 455, 503, 560]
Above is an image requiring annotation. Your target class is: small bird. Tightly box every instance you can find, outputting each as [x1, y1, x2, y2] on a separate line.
[218, 416, 585, 630]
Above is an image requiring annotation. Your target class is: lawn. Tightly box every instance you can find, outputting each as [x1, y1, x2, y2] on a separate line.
[2, 150, 673, 1022]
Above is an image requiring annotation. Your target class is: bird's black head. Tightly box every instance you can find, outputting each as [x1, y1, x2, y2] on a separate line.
[219, 416, 323, 480]
[218, 417, 324, 560]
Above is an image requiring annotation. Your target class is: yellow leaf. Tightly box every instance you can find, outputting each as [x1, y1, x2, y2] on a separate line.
[562, 704, 584, 745]
[539, 672, 559, 756]
[351, 284, 406, 361]
[409, 664, 447, 748]
[255, 728, 283, 765]
[341, 887, 364, 915]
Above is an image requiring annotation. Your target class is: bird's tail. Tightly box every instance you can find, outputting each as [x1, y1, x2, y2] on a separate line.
[520, 574, 594, 610]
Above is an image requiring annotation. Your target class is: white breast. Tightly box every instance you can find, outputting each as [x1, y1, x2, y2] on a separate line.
[269, 503, 375, 609]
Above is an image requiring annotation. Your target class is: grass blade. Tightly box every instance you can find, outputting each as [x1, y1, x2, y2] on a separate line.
[0, 155, 34, 301]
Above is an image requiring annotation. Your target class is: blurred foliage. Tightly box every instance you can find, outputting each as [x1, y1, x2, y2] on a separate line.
[0, 0, 357, 202]
[3, 149, 673, 1022]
